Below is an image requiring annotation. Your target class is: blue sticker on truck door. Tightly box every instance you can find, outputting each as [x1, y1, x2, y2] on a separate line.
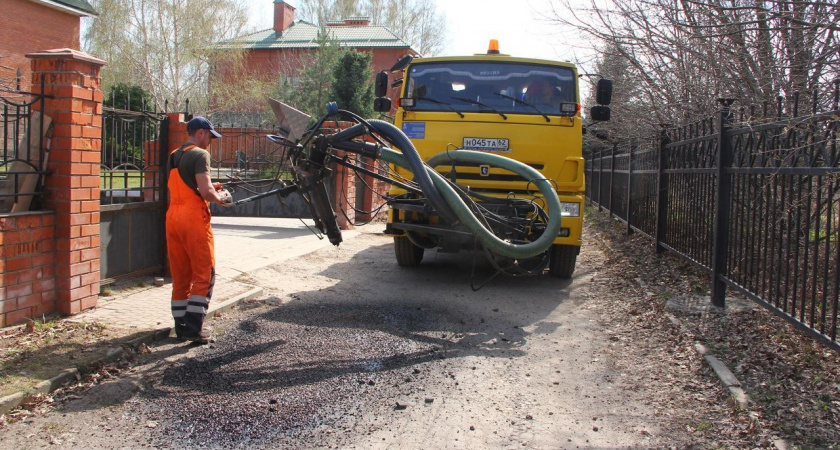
[402, 122, 426, 139]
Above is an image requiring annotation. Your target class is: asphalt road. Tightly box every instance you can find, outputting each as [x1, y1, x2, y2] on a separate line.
[1, 228, 691, 449]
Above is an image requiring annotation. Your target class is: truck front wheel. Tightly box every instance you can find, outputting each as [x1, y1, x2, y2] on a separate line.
[394, 236, 424, 266]
[549, 244, 578, 278]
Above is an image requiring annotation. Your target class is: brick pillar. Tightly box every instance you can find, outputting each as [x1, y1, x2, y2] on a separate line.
[333, 150, 355, 230]
[356, 156, 375, 222]
[167, 113, 189, 148]
[27, 49, 106, 315]
[144, 113, 187, 202]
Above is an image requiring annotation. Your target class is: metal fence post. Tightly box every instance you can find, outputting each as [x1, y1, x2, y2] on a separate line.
[597, 149, 603, 211]
[655, 126, 670, 254]
[626, 139, 635, 235]
[711, 99, 735, 307]
[586, 150, 592, 206]
[158, 115, 170, 276]
[608, 144, 616, 218]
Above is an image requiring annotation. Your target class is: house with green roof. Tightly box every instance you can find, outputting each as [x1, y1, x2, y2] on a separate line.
[1, 0, 97, 92]
[210, 0, 416, 122]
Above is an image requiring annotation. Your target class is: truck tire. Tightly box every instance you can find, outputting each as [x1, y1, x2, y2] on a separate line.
[394, 236, 424, 266]
[549, 244, 578, 278]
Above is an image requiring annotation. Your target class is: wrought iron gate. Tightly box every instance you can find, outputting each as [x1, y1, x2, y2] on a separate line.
[99, 106, 168, 283]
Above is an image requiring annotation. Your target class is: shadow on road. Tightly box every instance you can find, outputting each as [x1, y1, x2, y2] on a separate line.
[50, 238, 598, 445]
[155, 240, 585, 394]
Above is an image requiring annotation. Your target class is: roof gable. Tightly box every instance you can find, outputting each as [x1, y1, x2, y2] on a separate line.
[31, 0, 98, 16]
[216, 20, 411, 50]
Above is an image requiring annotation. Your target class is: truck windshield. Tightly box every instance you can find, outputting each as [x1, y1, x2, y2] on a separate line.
[404, 62, 576, 116]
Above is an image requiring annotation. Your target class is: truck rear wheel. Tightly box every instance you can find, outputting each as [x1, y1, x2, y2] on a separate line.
[549, 244, 578, 278]
[394, 236, 424, 266]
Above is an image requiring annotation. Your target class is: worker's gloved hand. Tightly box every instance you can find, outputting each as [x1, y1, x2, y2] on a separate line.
[218, 188, 234, 207]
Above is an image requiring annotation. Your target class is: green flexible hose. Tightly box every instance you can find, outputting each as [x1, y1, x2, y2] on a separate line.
[380, 148, 563, 259]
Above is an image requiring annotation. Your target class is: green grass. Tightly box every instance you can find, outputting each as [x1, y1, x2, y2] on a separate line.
[100, 170, 145, 190]
[695, 421, 713, 432]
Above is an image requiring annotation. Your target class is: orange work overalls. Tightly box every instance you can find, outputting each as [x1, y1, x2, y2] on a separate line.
[166, 144, 215, 337]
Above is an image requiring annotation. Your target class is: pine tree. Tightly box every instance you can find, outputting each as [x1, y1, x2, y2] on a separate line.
[330, 51, 374, 118]
[289, 27, 345, 119]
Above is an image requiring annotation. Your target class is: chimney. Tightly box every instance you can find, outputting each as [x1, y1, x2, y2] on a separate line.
[274, 0, 295, 33]
[326, 17, 371, 27]
[344, 17, 370, 26]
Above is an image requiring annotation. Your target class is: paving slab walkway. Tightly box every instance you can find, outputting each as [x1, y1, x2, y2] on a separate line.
[69, 217, 365, 331]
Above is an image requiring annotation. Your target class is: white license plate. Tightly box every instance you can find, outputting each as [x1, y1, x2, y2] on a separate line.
[462, 137, 509, 152]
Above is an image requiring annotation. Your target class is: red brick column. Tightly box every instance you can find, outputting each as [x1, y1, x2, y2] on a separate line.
[28, 49, 106, 315]
[355, 156, 375, 222]
[333, 150, 356, 230]
[167, 113, 189, 149]
[143, 113, 187, 202]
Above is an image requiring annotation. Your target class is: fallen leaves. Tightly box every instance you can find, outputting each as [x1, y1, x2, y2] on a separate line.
[585, 212, 840, 448]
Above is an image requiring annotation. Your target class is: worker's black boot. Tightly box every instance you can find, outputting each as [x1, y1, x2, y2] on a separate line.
[173, 319, 187, 339]
[180, 312, 209, 344]
[171, 299, 189, 339]
[177, 296, 210, 344]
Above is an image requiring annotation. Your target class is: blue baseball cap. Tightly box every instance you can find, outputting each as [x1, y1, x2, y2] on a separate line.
[187, 116, 221, 138]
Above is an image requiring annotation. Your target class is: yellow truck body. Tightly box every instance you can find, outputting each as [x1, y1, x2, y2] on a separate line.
[384, 52, 586, 277]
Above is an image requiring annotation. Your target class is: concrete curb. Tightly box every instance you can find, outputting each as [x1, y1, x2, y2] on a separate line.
[0, 328, 169, 417]
[209, 285, 263, 317]
[693, 343, 750, 409]
[0, 392, 25, 416]
[666, 313, 750, 409]
[0, 285, 263, 417]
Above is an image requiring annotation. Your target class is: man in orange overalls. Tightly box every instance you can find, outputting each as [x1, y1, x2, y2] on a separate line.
[166, 116, 231, 344]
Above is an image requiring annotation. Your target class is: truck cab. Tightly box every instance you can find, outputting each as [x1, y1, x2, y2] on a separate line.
[379, 42, 610, 277]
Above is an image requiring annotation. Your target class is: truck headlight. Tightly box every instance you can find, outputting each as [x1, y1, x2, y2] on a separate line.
[560, 202, 580, 217]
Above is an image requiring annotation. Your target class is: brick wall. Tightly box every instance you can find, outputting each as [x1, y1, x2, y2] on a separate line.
[333, 151, 356, 229]
[0, 212, 57, 327]
[214, 47, 407, 113]
[0, 0, 81, 92]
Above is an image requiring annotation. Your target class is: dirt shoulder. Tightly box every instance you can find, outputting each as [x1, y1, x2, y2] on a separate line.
[583, 209, 840, 449]
[0, 279, 159, 402]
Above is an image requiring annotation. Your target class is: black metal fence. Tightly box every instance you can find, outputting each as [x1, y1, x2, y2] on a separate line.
[205, 125, 311, 218]
[207, 125, 292, 181]
[100, 105, 167, 205]
[0, 83, 49, 213]
[587, 84, 840, 352]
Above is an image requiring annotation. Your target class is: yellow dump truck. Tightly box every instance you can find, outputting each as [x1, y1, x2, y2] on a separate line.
[376, 41, 612, 278]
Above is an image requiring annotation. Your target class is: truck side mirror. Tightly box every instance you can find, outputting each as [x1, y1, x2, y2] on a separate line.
[374, 97, 392, 113]
[596, 79, 613, 105]
[375, 71, 389, 98]
[390, 55, 413, 72]
[590, 106, 611, 121]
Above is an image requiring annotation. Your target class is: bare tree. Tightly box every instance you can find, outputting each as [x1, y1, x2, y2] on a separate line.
[584, 41, 653, 141]
[296, 0, 363, 25]
[552, 0, 840, 126]
[296, 0, 446, 56]
[84, 0, 250, 112]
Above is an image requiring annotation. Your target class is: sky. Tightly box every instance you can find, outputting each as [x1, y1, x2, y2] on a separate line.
[244, 0, 594, 65]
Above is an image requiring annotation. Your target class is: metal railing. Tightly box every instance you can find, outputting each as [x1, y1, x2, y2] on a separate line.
[206, 125, 293, 183]
[587, 82, 840, 351]
[0, 80, 49, 213]
[100, 102, 167, 205]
